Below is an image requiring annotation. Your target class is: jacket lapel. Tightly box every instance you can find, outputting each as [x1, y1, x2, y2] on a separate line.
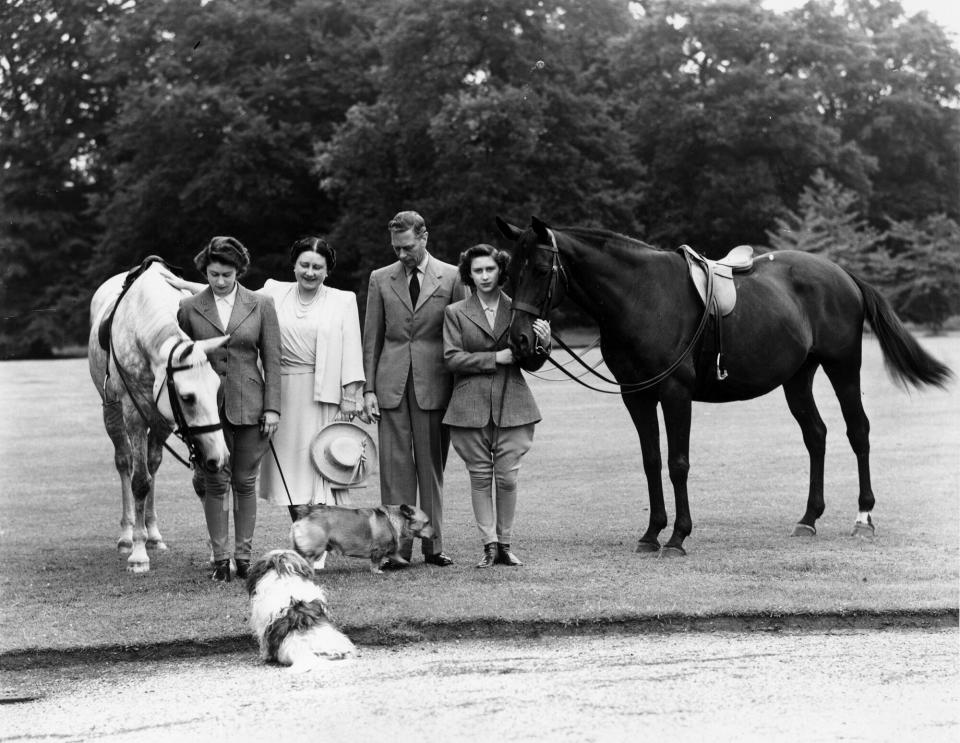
[492, 293, 511, 340]
[388, 262, 414, 312]
[415, 255, 443, 311]
[463, 294, 493, 338]
[195, 288, 224, 332]
[226, 285, 256, 334]
[464, 292, 510, 341]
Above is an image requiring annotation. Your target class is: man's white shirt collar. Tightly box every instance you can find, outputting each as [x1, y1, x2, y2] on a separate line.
[408, 254, 429, 279]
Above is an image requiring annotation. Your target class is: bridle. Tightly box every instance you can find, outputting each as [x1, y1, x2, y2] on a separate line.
[109, 335, 222, 468]
[163, 340, 224, 465]
[509, 227, 717, 395]
[106, 270, 223, 469]
[510, 228, 567, 321]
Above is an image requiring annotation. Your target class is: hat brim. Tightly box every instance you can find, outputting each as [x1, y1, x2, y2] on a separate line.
[309, 422, 378, 486]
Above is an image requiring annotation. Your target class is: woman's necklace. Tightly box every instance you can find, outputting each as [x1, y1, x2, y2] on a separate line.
[294, 285, 323, 318]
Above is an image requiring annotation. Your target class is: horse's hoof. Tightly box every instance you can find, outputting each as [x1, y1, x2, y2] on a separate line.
[791, 523, 817, 537]
[126, 562, 150, 573]
[146, 539, 168, 551]
[658, 546, 686, 558]
[117, 540, 133, 554]
[851, 522, 876, 537]
[635, 540, 660, 554]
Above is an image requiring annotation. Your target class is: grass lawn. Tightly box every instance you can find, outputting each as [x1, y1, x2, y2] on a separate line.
[0, 335, 957, 655]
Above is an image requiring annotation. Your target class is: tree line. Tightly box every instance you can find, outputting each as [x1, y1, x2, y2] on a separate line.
[2, 0, 959, 358]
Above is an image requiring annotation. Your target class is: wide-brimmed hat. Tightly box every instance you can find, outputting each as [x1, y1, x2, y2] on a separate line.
[309, 421, 377, 487]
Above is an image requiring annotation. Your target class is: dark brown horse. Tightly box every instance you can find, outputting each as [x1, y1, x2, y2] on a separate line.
[498, 216, 952, 556]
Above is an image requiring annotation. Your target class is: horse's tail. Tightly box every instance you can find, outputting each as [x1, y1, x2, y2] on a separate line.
[848, 272, 953, 390]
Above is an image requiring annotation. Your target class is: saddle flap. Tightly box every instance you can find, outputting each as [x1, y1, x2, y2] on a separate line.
[677, 244, 742, 317]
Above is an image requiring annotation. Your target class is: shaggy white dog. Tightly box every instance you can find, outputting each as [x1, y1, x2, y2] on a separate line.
[245, 549, 356, 672]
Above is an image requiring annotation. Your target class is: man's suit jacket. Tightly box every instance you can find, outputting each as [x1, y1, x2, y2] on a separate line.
[177, 284, 282, 426]
[442, 292, 545, 428]
[362, 254, 462, 410]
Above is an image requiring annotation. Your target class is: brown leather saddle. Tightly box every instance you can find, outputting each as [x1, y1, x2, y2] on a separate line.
[677, 244, 755, 379]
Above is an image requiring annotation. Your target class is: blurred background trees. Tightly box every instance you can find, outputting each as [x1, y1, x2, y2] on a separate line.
[2, 0, 958, 357]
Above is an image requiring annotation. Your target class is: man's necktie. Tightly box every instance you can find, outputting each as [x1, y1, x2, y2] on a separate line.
[409, 268, 420, 307]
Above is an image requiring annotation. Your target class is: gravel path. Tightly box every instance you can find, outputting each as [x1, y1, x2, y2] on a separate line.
[2, 627, 957, 742]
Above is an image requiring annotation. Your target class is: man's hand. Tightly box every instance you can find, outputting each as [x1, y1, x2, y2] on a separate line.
[358, 391, 380, 423]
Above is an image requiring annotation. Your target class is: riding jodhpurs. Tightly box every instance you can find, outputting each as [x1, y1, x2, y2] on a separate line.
[199, 421, 270, 561]
[450, 421, 534, 545]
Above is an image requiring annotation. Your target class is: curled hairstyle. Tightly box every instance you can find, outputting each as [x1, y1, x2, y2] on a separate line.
[289, 236, 336, 273]
[458, 243, 510, 288]
[194, 236, 251, 277]
[388, 210, 427, 237]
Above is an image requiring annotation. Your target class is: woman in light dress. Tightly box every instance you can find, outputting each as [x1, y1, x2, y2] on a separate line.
[257, 236, 365, 515]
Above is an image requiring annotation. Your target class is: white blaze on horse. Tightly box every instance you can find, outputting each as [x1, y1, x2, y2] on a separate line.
[88, 258, 230, 573]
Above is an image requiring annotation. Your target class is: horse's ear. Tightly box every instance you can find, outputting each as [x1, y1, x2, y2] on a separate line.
[175, 342, 196, 365]
[531, 216, 552, 242]
[496, 216, 522, 240]
[194, 335, 230, 357]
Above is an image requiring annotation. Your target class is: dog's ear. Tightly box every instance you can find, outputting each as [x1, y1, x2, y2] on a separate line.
[289, 505, 312, 521]
[399, 503, 414, 519]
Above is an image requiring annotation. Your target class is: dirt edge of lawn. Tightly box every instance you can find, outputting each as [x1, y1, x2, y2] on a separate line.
[2, 608, 956, 672]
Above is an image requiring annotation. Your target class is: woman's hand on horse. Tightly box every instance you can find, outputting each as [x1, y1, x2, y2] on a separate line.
[533, 319, 551, 343]
[161, 270, 203, 294]
[496, 348, 515, 365]
[260, 411, 280, 438]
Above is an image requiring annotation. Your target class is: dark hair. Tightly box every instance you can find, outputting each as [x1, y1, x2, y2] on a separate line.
[194, 236, 251, 277]
[457, 243, 509, 288]
[289, 236, 336, 273]
[387, 210, 427, 237]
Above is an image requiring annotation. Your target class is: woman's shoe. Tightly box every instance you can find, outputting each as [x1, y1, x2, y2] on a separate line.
[234, 559, 250, 580]
[211, 559, 232, 582]
[476, 542, 497, 569]
[496, 544, 523, 566]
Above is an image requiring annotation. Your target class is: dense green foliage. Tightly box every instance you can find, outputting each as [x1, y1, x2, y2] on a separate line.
[2, 0, 959, 357]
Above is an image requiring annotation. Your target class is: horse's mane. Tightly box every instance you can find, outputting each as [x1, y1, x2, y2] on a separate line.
[114, 261, 192, 358]
[559, 226, 666, 253]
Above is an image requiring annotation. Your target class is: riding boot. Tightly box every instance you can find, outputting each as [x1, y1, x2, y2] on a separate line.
[211, 559, 231, 582]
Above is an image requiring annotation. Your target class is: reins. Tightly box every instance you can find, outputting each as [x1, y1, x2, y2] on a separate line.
[513, 229, 716, 396]
[106, 267, 221, 469]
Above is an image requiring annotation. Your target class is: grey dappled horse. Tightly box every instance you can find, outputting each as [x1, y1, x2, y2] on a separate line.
[88, 261, 229, 572]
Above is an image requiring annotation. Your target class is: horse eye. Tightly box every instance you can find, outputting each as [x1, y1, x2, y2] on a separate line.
[180, 393, 196, 405]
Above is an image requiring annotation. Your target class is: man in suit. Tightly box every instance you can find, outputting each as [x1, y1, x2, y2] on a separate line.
[178, 236, 281, 582]
[360, 211, 463, 567]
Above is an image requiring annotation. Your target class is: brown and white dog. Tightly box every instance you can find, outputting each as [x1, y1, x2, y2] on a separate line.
[245, 549, 356, 672]
[290, 503, 436, 573]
